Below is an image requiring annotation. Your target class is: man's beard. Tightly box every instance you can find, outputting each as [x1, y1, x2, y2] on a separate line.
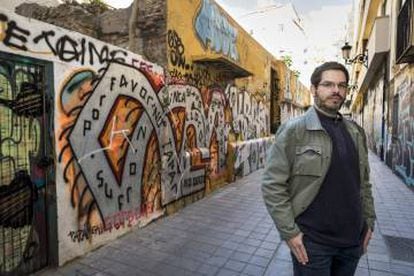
[314, 95, 344, 114]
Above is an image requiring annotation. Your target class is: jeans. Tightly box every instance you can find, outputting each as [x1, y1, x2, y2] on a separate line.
[291, 237, 362, 276]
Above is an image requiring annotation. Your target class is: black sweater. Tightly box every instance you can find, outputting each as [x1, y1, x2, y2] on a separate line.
[296, 112, 365, 247]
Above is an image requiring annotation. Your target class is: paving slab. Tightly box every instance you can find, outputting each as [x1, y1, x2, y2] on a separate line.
[35, 152, 414, 276]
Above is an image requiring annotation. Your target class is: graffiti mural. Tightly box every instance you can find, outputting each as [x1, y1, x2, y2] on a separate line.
[167, 29, 189, 71]
[57, 65, 167, 234]
[167, 29, 226, 87]
[159, 84, 214, 180]
[364, 79, 384, 155]
[0, 9, 168, 265]
[58, 63, 270, 232]
[195, 0, 239, 60]
[0, 6, 276, 267]
[225, 85, 269, 139]
[285, 69, 292, 100]
[230, 138, 274, 180]
[393, 76, 414, 185]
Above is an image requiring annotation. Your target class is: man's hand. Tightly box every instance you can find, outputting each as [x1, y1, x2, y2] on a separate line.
[362, 228, 373, 254]
[287, 232, 308, 265]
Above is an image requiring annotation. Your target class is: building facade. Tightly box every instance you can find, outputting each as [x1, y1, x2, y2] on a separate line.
[347, 0, 414, 185]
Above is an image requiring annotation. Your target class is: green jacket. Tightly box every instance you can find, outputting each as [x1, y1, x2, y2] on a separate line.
[262, 106, 376, 241]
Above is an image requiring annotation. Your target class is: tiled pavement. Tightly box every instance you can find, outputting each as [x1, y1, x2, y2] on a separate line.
[36, 152, 414, 276]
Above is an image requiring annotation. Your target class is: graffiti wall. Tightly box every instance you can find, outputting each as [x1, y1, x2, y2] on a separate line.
[195, 0, 239, 61]
[0, 9, 168, 265]
[363, 77, 384, 156]
[166, 0, 284, 186]
[280, 72, 310, 123]
[354, 62, 414, 187]
[391, 67, 414, 185]
[0, 4, 300, 267]
[228, 138, 274, 181]
[167, 0, 283, 98]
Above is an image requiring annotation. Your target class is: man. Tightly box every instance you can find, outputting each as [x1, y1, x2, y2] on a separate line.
[262, 62, 376, 275]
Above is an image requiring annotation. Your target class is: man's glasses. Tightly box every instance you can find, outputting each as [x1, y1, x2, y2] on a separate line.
[318, 81, 349, 92]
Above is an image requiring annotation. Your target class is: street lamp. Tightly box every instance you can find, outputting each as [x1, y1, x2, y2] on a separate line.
[341, 42, 368, 68]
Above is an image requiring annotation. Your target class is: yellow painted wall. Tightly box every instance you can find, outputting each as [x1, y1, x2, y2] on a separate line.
[167, 0, 292, 99]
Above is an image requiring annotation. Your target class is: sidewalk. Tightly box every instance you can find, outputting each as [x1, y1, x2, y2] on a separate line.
[36, 152, 414, 276]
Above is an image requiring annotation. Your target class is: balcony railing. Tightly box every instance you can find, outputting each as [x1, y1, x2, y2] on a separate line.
[396, 0, 414, 63]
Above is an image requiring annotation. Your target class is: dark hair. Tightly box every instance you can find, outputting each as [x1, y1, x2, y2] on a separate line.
[310, 62, 349, 86]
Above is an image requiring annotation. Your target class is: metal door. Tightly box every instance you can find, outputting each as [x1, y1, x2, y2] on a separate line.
[0, 52, 53, 275]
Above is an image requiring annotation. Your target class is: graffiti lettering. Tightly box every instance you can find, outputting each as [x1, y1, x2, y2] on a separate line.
[67, 208, 142, 243]
[393, 77, 414, 185]
[167, 30, 189, 69]
[194, 0, 239, 60]
[183, 175, 205, 188]
[132, 58, 153, 73]
[2, 19, 30, 51]
[97, 170, 104, 187]
[33, 31, 128, 65]
[230, 138, 273, 180]
[83, 120, 92, 136]
[137, 126, 147, 140]
[0, 15, 129, 67]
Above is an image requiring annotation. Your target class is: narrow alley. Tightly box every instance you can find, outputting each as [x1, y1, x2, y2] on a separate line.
[1, 0, 414, 275]
[36, 152, 414, 276]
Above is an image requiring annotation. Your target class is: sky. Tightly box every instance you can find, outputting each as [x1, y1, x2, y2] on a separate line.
[103, 0, 353, 84]
[104, 0, 132, 8]
[104, 0, 352, 14]
[214, 0, 352, 15]
[214, 0, 353, 84]
[103, 0, 352, 17]
[105, 0, 351, 14]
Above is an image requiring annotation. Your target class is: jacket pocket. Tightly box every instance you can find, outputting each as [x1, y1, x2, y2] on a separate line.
[293, 145, 322, 176]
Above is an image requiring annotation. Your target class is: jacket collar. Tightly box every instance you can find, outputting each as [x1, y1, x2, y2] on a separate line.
[305, 106, 361, 146]
[304, 106, 325, 130]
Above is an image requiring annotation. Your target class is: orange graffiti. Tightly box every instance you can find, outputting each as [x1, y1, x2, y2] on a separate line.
[99, 97, 143, 185]
[57, 69, 100, 229]
[141, 133, 162, 216]
[169, 107, 186, 154]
